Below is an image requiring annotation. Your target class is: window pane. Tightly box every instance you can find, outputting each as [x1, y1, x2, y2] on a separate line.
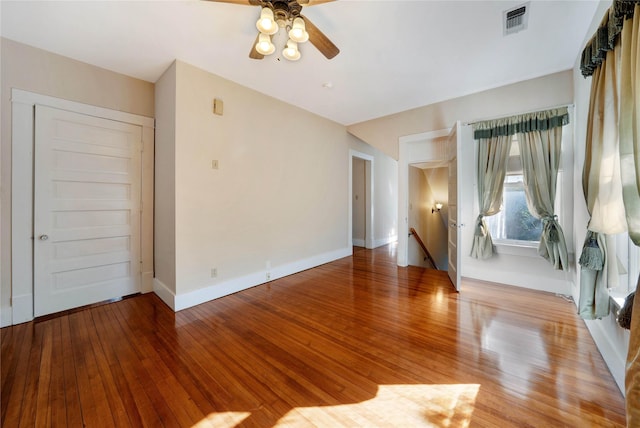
[503, 187, 542, 241]
[486, 175, 542, 242]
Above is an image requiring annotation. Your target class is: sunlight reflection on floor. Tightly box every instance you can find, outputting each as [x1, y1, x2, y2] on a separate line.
[191, 411, 251, 427]
[276, 384, 479, 427]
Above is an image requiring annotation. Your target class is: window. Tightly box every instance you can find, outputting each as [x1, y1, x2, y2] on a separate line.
[485, 136, 544, 246]
[610, 232, 639, 305]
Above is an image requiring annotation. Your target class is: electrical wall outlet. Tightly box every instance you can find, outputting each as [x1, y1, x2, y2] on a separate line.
[211, 268, 217, 278]
[266, 272, 271, 281]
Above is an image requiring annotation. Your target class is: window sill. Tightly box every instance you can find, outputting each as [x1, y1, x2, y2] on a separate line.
[609, 289, 629, 311]
[493, 240, 539, 257]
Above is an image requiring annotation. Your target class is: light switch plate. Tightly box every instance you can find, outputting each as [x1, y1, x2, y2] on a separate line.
[213, 98, 223, 115]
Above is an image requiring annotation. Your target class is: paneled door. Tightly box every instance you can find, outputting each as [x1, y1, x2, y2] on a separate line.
[447, 121, 462, 291]
[34, 105, 142, 316]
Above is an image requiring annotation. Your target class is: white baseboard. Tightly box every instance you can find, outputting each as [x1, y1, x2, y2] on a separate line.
[141, 271, 154, 293]
[584, 316, 629, 395]
[352, 238, 365, 247]
[173, 247, 352, 312]
[11, 294, 33, 325]
[463, 266, 572, 296]
[373, 235, 397, 249]
[0, 306, 12, 327]
[153, 278, 176, 311]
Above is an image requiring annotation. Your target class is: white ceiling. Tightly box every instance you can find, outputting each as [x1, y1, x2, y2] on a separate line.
[1, 0, 600, 125]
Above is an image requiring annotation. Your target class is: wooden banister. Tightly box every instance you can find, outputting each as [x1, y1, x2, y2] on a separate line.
[409, 227, 437, 269]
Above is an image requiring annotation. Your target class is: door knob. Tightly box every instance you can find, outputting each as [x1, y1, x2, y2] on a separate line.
[39, 235, 49, 241]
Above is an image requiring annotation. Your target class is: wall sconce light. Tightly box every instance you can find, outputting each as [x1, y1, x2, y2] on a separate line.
[432, 203, 443, 213]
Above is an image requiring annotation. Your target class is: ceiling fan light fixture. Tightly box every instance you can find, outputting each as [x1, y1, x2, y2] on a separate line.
[256, 7, 278, 35]
[282, 40, 301, 61]
[288, 17, 309, 43]
[256, 33, 275, 55]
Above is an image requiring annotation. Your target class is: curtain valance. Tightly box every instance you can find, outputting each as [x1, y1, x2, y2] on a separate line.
[581, 0, 640, 77]
[473, 108, 569, 140]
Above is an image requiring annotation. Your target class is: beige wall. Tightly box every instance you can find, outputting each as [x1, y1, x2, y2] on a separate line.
[348, 70, 574, 160]
[156, 60, 360, 302]
[0, 38, 154, 325]
[154, 62, 177, 293]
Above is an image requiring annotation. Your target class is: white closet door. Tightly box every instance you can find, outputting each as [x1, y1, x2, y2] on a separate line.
[34, 105, 142, 316]
[447, 122, 462, 291]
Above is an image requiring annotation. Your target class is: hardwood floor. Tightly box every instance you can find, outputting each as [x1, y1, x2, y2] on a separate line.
[1, 244, 626, 427]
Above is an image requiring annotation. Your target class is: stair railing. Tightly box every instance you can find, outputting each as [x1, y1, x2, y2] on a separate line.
[409, 227, 437, 269]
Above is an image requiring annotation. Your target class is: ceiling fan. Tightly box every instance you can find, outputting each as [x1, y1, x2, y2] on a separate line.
[208, 0, 339, 61]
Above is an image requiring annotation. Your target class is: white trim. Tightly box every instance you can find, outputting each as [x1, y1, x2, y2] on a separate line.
[584, 317, 628, 395]
[153, 278, 176, 311]
[11, 89, 154, 127]
[373, 235, 398, 248]
[352, 239, 365, 247]
[11, 294, 34, 325]
[142, 271, 154, 293]
[463, 266, 572, 295]
[9, 89, 154, 325]
[172, 247, 351, 311]
[11, 100, 35, 325]
[398, 128, 450, 145]
[0, 309, 11, 328]
[348, 150, 374, 249]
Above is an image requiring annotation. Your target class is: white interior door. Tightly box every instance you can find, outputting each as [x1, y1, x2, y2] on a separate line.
[34, 105, 142, 316]
[447, 122, 463, 291]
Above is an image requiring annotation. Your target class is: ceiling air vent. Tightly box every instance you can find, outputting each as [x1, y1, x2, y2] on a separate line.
[503, 2, 530, 36]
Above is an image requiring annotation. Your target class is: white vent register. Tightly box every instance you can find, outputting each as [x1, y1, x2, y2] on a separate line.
[504, 2, 530, 35]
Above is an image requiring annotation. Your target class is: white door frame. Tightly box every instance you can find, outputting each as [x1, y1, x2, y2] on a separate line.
[10, 89, 155, 325]
[348, 150, 374, 249]
[397, 129, 450, 267]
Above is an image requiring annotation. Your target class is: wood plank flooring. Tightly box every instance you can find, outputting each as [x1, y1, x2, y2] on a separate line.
[1, 244, 627, 427]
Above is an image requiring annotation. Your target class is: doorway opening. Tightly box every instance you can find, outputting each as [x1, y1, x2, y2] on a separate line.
[397, 128, 450, 267]
[349, 150, 374, 249]
[407, 163, 449, 269]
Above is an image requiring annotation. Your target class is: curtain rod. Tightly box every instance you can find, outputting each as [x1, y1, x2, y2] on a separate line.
[463, 103, 575, 127]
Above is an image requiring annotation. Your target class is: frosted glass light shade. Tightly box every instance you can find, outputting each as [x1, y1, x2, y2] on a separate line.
[256, 33, 275, 55]
[256, 8, 278, 35]
[282, 40, 300, 61]
[288, 18, 309, 43]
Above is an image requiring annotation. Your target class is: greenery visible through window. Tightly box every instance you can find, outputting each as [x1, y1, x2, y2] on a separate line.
[486, 175, 542, 243]
[485, 136, 543, 245]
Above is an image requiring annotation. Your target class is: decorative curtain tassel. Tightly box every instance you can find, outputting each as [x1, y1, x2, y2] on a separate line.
[579, 233, 604, 271]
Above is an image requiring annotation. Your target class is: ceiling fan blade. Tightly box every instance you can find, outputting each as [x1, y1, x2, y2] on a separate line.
[249, 34, 265, 60]
[302, 15, 339, 59]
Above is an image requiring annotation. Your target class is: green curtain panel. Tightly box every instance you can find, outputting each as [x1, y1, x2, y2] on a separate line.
[470, 126, 512, 259]
[620, 6, 640, 247]
[578, 45, 624, 322]
[618, 4, 640, 423]
[581, 2, 640, 422]
[472, 108, 569, 268]
[517, 111, 569, 271]
[581, 0, 640, 78]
